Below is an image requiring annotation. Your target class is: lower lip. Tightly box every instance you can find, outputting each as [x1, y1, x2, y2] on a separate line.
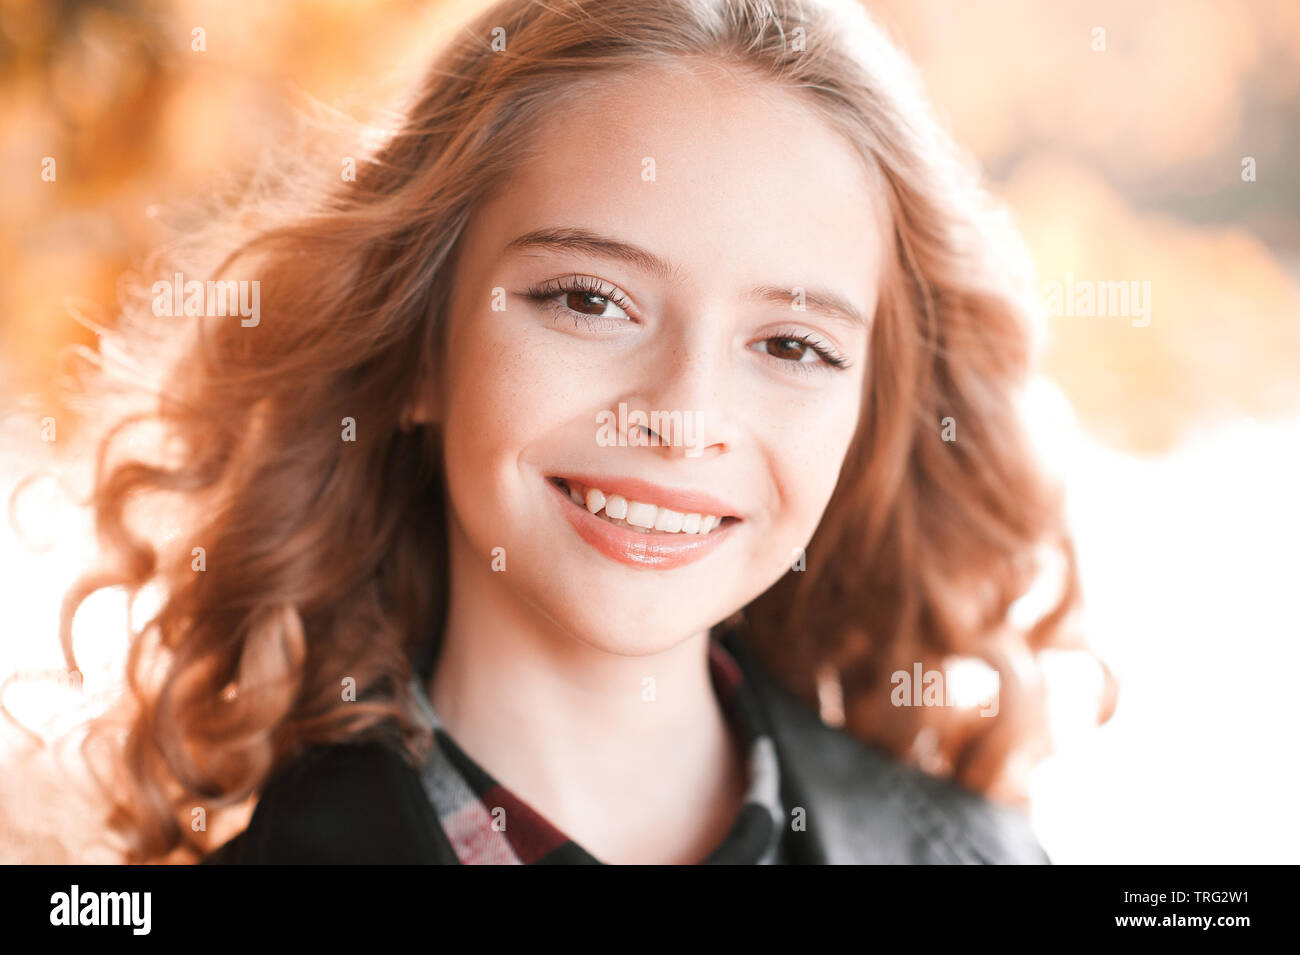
[546, 478, 740, 570]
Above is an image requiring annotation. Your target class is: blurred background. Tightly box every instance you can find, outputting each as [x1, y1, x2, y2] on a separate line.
[1, 0, 1297, 862]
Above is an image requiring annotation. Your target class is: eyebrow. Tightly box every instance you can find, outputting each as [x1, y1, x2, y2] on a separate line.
[503, 227, 871, 330]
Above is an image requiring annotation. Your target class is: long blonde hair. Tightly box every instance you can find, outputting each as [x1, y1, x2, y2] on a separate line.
[38, 0, 1112, 863]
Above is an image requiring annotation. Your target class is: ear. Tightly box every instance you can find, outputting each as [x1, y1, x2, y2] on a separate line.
[401, 381, 441, 431]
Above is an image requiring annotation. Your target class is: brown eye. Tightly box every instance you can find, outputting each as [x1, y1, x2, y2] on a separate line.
[566, 291, 615, 316]
[525, 276, 634, 323]
[766, 337, 811, 362]
[749, 332, 849, 372]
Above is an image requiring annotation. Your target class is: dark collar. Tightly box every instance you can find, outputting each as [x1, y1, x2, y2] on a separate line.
[718, 628, 1050, 864]
[204, 630, 1048, 864]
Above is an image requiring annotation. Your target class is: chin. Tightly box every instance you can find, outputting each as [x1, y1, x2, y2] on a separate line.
[548, 609, 712, 659]
[517, 564, 724, 656]
[578, 633, 682, 658]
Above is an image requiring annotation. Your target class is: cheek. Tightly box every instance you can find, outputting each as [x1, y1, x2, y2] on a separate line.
[441, 336, 514, 471]
[440, 308, 594, 491]
[438, 311, 528, 528]
[766, 386, 862, 531]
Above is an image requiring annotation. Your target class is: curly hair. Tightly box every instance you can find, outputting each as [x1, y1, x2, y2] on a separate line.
[28, 0, 1114, 863]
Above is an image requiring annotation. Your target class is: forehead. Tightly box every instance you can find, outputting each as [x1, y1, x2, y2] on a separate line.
[471, 62, 887, 306]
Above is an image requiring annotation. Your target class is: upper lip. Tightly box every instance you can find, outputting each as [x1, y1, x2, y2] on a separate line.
[550, 473, 745, 520]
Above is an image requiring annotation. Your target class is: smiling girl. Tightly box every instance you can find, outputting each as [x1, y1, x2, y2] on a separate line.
[55, 0, 1110, 864]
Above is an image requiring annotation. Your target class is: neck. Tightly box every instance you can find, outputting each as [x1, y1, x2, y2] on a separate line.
[427, 518, 747, 863]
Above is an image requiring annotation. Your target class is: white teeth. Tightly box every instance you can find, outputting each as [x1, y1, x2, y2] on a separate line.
[625, 500, 657, 529]
[654, 508, 684, 532]
[557, 479, 727, 535]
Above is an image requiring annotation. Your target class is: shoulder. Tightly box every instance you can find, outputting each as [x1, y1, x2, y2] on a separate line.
[889, 753, 1051, 864]
[720, 631, 1050, 865]
[799, 703, 1049, 864]
[796, 704, 1049, 864]
[202, 737, 454, 864]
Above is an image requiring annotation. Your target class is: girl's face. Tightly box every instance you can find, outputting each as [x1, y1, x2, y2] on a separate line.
[428, 64, 885, 656]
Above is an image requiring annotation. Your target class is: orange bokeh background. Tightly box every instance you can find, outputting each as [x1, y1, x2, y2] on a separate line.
[1, 0, 1297, 862]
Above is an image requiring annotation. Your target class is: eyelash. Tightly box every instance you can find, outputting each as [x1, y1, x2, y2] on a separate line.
[522, 275, 852, 373]
[766, 328, 851, 374]
[524, 275, 635, 328]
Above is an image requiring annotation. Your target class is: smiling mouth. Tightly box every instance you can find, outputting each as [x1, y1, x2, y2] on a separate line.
[547, 477, 740, 535]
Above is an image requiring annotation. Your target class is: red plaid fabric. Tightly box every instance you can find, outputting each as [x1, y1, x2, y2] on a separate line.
[407, 635, 788, 864]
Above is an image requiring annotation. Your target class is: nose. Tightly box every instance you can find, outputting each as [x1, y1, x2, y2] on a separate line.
[619, 325, 742, 461]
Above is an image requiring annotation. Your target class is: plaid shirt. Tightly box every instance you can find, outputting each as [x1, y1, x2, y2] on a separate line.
[406, 636, 788, 864]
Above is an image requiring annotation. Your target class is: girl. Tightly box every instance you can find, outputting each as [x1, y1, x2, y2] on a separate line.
[54, 0, 1111, 864]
